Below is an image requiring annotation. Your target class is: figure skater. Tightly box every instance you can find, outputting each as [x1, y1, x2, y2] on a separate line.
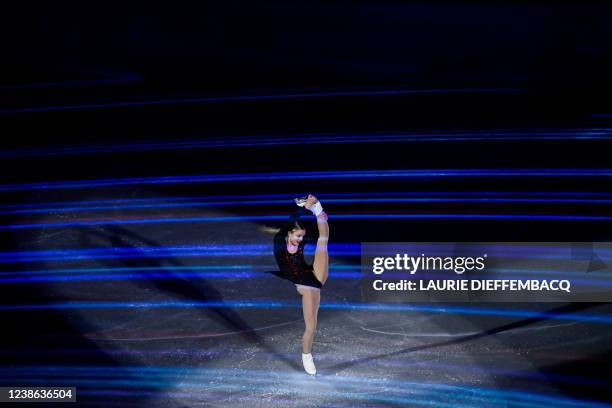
[271, 194, 329, 375]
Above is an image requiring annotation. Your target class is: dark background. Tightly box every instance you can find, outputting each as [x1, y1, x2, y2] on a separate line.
[1, 2, 612, 406]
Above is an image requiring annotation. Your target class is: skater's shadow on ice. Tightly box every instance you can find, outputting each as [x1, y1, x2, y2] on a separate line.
[324, 302, 604, 374]
[78, 225, 302, 371]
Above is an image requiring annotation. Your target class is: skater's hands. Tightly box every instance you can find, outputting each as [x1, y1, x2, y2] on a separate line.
[304, 194, 318, 209]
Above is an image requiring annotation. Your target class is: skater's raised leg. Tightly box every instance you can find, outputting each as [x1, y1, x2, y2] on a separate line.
[305, 195, 329, 285]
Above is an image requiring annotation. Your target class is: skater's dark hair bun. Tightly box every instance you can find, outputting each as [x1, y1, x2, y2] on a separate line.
[288, 221, 306, 233]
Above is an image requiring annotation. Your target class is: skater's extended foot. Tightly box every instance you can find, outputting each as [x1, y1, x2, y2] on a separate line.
[302, 353, 317, 375]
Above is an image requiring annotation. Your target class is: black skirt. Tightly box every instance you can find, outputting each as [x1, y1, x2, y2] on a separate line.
[267, 267, 323, 289]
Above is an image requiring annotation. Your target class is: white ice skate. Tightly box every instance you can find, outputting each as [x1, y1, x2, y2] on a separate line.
[302, 353, 317, 375]
[294, 195, 309, 207]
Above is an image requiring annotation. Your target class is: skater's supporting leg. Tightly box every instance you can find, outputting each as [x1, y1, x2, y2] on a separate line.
[297, 285, 320, 354]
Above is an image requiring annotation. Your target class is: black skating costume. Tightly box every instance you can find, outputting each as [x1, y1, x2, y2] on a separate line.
[272, 207, 322, 289]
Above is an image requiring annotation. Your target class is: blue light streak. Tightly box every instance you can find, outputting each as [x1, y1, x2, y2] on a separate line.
[2, 196, 611, 216]
[1, 169, 611, 192]
[3, 191, 611, 211]
[0, 87, 522, 114]
[0, 366, 608, 407]
[0, 301, 611, 325]
[1, 128, 610, 158]
[2, 213, 612, 230]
